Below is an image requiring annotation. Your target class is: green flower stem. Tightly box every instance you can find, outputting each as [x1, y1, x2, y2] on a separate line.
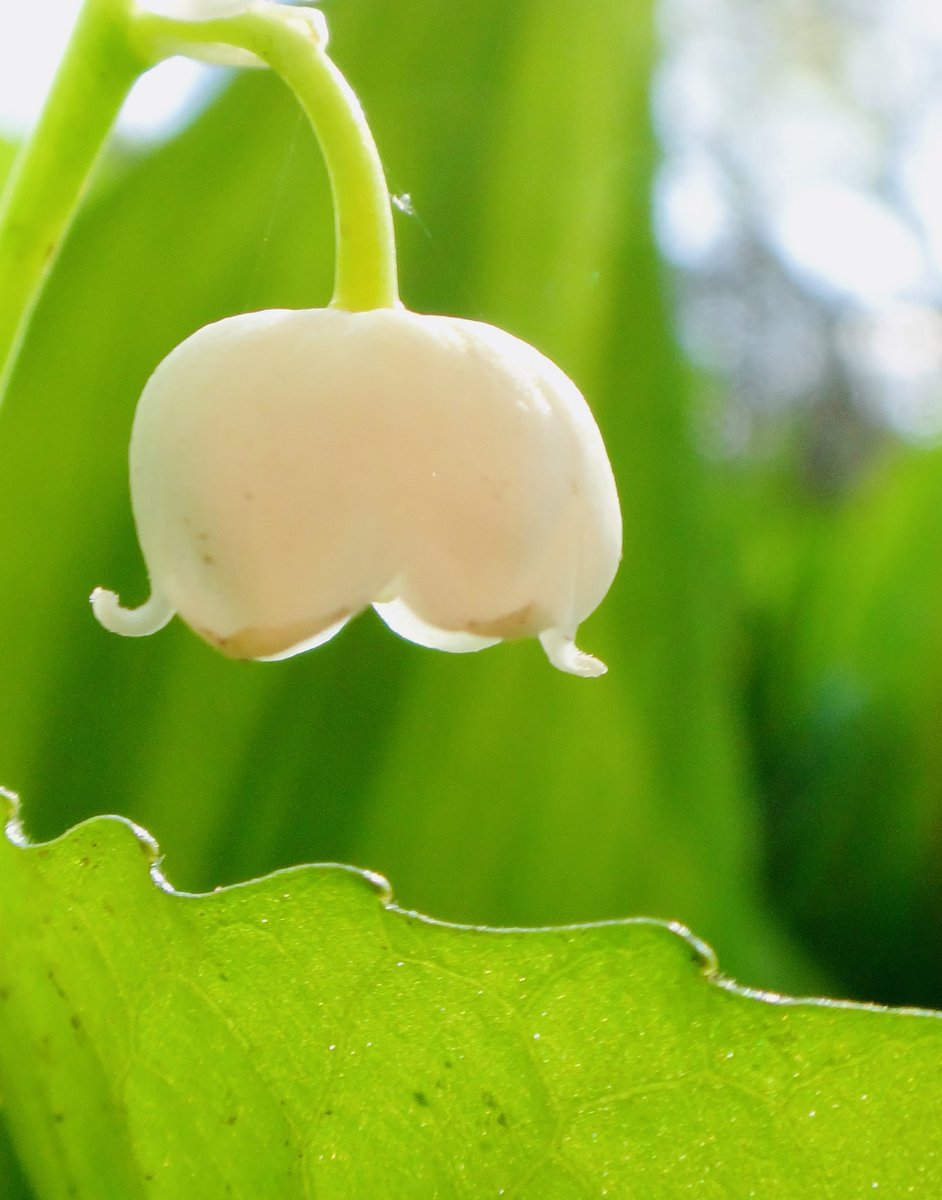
[133, 8, 401, 313]
[0, 2, 399, 406]
[0, 0, 143, 402]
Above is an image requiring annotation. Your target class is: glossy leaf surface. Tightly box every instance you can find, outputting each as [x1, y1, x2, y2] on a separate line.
[1, 807, 939, 1199]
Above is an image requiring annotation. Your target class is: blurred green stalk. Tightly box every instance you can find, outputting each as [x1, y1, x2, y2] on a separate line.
[135, 8, 401, 311]
[0, 0, 142, 402]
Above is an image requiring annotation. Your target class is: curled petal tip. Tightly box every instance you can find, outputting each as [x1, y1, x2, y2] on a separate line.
[90, 587, 175, 638]
[539, 629, 607, 678]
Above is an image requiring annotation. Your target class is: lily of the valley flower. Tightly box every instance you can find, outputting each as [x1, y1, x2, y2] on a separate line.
[91, 5, 620, 675]
[92, 308, 621, 676]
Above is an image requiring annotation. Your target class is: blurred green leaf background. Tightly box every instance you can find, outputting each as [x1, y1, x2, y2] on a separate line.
[2, 0, 942, 1112]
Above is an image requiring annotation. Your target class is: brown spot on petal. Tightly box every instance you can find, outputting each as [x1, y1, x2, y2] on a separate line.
[463, 603, 545, 640]
[194, 611, 349, 659]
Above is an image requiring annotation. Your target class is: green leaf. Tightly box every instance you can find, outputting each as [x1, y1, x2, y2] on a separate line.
[2, 805, 940, 1199]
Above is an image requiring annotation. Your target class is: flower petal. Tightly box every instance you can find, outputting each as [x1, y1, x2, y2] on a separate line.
[373, 596, 500, 654]
[90, 587, 175, 637]
[539, 629, 607, 678]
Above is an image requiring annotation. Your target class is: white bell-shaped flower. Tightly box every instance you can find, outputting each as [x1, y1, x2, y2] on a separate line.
[93, 308, 621, 676]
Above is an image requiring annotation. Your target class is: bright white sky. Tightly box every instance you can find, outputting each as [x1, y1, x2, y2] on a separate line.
[0, 1, 213, 139]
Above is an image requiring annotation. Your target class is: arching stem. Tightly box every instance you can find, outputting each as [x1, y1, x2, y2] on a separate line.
[0, 2, 399, 410]
[132, 6, 401, 312]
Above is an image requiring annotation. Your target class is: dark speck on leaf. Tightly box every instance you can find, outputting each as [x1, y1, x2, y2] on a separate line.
[413, 1091, 430, 1107]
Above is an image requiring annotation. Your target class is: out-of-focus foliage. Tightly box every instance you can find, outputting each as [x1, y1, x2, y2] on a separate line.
[657, 0, 942, 459]
[3, 0, 942, 1191]
[4, 805, 942, 1199]
[653, 0, 942, 1009]
[747, 447, 942, 1008]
